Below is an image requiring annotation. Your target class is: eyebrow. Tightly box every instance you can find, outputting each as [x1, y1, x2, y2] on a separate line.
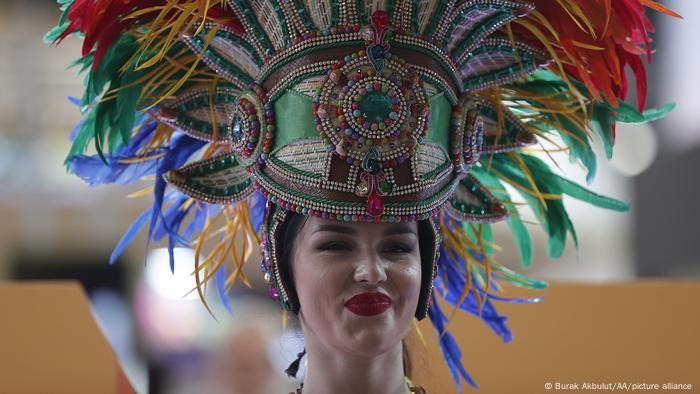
[313, 224, 417, 236]
[382, 225, 417, 237]
[313, 224, 357, 235]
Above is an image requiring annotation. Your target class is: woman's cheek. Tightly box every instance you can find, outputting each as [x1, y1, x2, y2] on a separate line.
[396, 261, 422, 290]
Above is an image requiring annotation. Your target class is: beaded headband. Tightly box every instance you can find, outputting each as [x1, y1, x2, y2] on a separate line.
[47, 0, 679, 390]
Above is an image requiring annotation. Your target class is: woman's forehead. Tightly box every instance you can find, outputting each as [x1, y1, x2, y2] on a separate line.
[303, 216, 418, 236]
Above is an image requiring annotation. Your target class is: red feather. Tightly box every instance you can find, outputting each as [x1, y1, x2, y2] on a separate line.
[55, 0, 244, 70]
[520, 0, 679, 111]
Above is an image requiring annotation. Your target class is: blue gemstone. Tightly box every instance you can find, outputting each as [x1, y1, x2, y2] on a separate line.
[370, 45, 384, 58]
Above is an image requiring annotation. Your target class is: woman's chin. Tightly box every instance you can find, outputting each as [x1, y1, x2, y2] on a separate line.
[338, 321, 401, 354]
[341, 332, 398, 357]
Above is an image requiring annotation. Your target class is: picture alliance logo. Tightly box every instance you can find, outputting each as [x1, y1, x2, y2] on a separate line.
[546, 382, 694, 391]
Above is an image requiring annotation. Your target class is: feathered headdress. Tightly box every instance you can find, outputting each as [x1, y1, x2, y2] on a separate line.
[47, 0, 678, 390]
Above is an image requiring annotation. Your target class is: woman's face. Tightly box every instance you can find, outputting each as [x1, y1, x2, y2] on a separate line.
[291, 216, 422, 357]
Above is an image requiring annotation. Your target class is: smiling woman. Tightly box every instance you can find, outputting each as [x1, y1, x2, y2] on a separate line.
[276, 215, 426, 393]
[47, 0, 676, 392]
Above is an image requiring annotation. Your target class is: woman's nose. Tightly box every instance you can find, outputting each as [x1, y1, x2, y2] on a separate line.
[353, 253, 387, 285]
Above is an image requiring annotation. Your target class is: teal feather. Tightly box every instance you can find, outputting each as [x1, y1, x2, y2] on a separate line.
[490, 154, 576, 259]
[492, 264, 548, 290]
[472, 167, 534, 268]
[490, 153, 631, 259]
[604, 101, 676, 124]
[590, 105, 616, 160]
[555, 176, 630, 212]
[509, 75, 598, 183]
[43, 0, 76, 44]
[506, 215, 534, 268]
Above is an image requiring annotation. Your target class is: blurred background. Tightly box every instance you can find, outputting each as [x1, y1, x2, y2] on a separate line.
[0, 1, 697, 393]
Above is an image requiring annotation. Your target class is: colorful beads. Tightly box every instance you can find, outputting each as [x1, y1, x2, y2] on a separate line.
[255, 183, 443, 224]
[228, 85, 274, 169]
[313, 52, 429, 173]
[463, 110, 484, 168]
[449, 98, 484, 173]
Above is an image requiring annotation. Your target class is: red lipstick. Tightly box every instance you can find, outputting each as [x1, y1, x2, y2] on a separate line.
[344, 292, 392, 316]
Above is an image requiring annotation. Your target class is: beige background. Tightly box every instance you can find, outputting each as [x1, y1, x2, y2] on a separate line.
[411, 281, 700, 393]
[0, 282, 135, 394]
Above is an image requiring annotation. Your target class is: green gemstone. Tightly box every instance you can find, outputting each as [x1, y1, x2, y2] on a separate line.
[378, 180, 392, 194]
[359, 91, 392, 124]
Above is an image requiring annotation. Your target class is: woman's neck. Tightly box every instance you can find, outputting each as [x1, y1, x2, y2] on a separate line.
[301, 339, 410, 394]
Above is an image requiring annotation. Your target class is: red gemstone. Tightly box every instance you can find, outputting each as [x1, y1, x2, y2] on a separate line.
[366, 190, 385, 217]
[372, 10, 390, 30]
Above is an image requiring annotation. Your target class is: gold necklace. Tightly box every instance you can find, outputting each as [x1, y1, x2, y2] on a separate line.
[292, 377, 426, 394]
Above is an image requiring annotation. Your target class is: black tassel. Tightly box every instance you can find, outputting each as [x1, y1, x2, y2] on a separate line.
[285, 349, 306, 378]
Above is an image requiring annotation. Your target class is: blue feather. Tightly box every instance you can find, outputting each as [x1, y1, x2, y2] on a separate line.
[110, 206, 153, 264]
[68, 153, 161, 186]
[68, 116, 162, 185]
[147, 132, 206, 270]
[168, 234, 177, 273]
[434, 246, 513, 342]
[146, 132, 206, 250]
[249, 191, 267, 233]
[151, 195, 189, 242]
[428, 293, 479, 392]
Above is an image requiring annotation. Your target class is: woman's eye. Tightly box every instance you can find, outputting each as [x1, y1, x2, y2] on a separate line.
[316, 242, 351, 252]
[383, 243, 412, 254]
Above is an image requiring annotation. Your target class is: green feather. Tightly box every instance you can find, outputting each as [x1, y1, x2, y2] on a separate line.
[590, 106, 616, 160]
[492, 264, 548, 290]
[43, 0, 76, 44]
[506, 216, 533, 269]
[554, 176, 630, 212]
[472, 166, 534, 268]
[489, 154, 575, 259]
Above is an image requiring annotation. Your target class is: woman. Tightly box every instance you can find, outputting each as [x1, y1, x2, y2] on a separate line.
[281, 215, 425, 393]
[48, 0, 676, 391]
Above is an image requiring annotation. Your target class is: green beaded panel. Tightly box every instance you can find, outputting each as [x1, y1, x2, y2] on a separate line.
[447, 173, 508, 223]
[186, 27, 256, 87]
[232, 0, 277, 56]
[423, 0, 450, 38]
[164, 153, 254, 204]
[292, 0, 318, 32]
[425, 92, 452, 149]
[476, 99, 535, 153]
[443, 2, 528, 54]
[157, 84, 240, 143]
[460, 39, 543, 93]
[272, 90, 318, 151]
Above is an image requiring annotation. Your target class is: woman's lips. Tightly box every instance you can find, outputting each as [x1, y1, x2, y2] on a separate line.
[344, 292, 392, 316]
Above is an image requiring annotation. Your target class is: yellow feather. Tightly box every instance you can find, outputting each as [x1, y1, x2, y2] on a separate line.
[126, 186, 154, 199]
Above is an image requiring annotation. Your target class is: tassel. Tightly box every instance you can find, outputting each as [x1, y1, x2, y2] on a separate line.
[285, 349, 306, 378]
